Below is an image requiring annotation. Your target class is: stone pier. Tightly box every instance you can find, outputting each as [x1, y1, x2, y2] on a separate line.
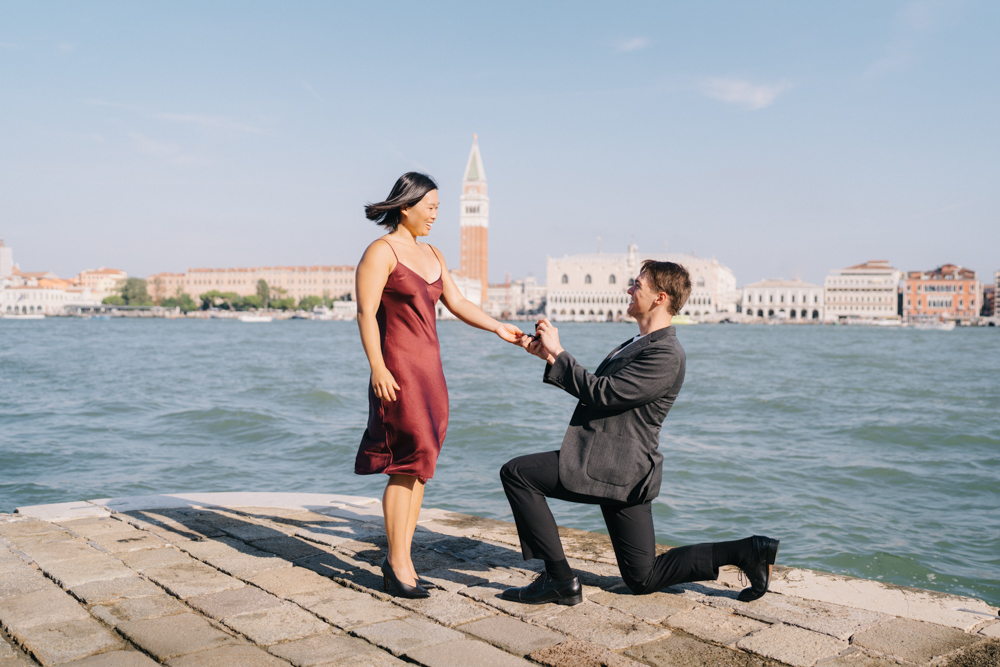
[1, 493, 997, 667]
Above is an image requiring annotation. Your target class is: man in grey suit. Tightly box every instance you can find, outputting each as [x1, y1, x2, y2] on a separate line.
[502, 260, 778, 606]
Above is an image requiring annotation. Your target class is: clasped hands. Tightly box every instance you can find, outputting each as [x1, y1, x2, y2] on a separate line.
[493, 319, 564, 363]
[516, 318, 563, 365]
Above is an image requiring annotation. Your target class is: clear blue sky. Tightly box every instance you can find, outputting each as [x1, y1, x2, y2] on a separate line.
[2, 1, 998, 285]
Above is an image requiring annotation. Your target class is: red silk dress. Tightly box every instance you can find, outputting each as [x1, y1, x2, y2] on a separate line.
[355, 246, 448, 483]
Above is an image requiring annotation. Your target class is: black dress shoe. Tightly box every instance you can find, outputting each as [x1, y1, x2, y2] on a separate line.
[737, 535, 780, 602]
[381, 558, 430, 599]
[416, 577, 437, 590]
[501, 572, 583, 606]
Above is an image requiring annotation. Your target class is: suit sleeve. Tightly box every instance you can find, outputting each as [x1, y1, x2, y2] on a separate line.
[542, 348, 680, 410]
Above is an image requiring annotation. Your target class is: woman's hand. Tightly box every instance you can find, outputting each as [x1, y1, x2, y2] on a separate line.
[371, 366, 401, 402]
[494, 322, 525, 344]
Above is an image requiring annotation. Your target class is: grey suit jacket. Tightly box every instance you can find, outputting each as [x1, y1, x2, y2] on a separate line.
[543, 326, 685, 504]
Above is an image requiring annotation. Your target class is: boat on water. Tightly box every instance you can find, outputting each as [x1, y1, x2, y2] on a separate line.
[671, 314, 697, 325]
[1, 314, 46, 320]
[907, 321, 956, 331]
[238, 314, 273, 323]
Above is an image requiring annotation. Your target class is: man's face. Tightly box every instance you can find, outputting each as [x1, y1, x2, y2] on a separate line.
[626, 272, 667, 318]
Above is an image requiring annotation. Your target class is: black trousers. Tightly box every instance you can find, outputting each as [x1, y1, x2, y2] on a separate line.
[500, 451, 718, 594]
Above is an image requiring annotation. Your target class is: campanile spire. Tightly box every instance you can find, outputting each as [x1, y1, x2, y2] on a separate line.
[459, 134, 489, 303]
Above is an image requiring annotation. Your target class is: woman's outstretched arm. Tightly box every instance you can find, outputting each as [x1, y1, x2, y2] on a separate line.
[430, 246, 524, 343]
[356, 241, 401, 401]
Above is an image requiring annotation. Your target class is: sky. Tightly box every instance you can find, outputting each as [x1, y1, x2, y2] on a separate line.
[1, 1, 998, 286]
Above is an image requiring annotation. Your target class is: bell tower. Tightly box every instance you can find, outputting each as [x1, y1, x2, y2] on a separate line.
[460, 135, 489, 304]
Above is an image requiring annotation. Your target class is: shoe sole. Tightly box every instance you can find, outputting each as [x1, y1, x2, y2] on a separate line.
[501, 593, 584, 606]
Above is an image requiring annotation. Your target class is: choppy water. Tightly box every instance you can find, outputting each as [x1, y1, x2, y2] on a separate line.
[1, 319, 998, 605]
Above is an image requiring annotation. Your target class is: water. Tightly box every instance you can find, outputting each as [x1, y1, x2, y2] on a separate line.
[1, 319, 998, 606]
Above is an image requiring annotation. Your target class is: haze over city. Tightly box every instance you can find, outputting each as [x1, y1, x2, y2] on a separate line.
[2, 1, 998, 285]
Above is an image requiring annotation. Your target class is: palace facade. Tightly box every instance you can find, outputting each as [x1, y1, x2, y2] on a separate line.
[742, 278, 824, 321]
[545, 244, 738, 322]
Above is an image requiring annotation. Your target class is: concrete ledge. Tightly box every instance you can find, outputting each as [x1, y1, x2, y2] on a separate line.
[3, 493, 996, 667]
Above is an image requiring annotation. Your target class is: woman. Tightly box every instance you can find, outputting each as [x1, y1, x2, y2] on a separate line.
[355, 172, 524, 598]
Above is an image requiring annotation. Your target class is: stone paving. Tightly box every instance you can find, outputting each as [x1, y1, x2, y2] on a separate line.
[0, 492, 997, 667]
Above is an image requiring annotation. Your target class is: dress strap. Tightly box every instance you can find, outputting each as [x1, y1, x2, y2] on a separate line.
[380, 238, 399, 261]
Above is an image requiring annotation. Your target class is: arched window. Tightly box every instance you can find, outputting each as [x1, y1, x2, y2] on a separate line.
[757, 309, 763, 317]
[609, 275, 616, 285]
[561, 274, 568, 284]
[628, 278, 635, 287]
[768, 309, 774, 317]
[812, 310, 819, 319]
[801, 309, 807, 318]
[584, 275, 592, 284]
[790, 310, 797, 319]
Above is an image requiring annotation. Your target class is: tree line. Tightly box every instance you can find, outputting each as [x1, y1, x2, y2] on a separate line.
[102, 278, 351, 312]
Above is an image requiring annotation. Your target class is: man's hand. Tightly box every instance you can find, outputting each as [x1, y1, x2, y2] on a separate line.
[534, 318, 564, 359]
[518, 319, 562, 364]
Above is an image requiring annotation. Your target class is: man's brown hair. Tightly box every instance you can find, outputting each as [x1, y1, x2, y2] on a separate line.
[640, 260, 691, 316]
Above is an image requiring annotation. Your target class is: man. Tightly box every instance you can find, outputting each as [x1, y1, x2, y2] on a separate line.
[502, 260, 778, 606]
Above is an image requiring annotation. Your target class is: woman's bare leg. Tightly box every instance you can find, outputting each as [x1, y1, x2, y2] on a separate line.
[383, 474, 420, 586]
[403, 477, 425, 579]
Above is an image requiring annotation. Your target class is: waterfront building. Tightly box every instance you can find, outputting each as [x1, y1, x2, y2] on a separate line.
[545, 244, 738, 322]
[485, 274, 546, 319]
[0, 245, 99, 315]
[903, 264, 980, 323]
[434, 272, 482, 320]
[823, 260, 902, 322]
[73, 267, 127, 299]
[995, 270, 1000, 318]
[742, 278, 823, 321]
[459, 135, 489, 305]
[148, 265, 356, 304]
[982, 284, 995, 318]
[0, 239, 12, 279]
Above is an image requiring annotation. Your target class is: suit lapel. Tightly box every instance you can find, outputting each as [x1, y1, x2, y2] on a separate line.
[596, 327, 674, 376]
[594, 337, 638, 375]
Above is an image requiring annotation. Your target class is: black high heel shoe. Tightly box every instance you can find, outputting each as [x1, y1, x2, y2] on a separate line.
[416, 576, 437, 590]
[737, 535, 779, 602]
[381, 558, 430, 599]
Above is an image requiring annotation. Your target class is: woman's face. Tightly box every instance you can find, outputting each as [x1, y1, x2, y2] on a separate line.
[399, 190, 439, 237]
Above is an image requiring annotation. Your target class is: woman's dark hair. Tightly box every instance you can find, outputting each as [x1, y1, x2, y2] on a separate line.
[365, 172, 438, 231]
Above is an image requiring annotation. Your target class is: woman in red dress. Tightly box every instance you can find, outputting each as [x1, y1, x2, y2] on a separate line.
[355, 173, 524, 598]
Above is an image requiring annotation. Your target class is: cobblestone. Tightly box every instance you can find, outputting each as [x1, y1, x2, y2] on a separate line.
[457, 615, 566, 656]
[220, 604, 331, 645]
[534, 601, 670, 650]
[15, 619, 121, 666]
[850, 617, 982, 664]
[116, 612, 239, 661]
[405, 638, 534, 666]
[736, 623, 849, 666]
[352, 618, 463, 656]
[666, 605, 768, 646]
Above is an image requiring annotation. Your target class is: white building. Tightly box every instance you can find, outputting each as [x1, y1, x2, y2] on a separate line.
[824, 260, 902, 322]
[545, 244, 738, 322]
[742, 279, 824, 321]
[435, 272, 482, 320]
[485, 275, 546, 319]
[0, 242, 100, 316]
[0, 240, 13, 280]
[1, 285, 99, 315]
